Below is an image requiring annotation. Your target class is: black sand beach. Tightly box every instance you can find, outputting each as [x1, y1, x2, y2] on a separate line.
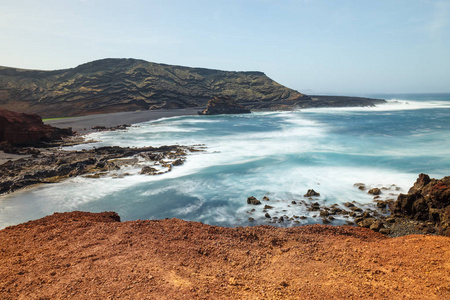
[44, 107, 202, 133]
[0, 108, 201, 165]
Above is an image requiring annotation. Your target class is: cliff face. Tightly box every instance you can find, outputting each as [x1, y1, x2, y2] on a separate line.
[0, 58, 306, 117]
[0, 108, 71, 146]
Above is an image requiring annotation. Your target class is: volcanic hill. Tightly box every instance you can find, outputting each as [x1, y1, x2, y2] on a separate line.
[0, 59, 384, 118]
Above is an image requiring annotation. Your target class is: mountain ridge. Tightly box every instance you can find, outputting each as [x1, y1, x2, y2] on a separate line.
[0, 58, 384, 118]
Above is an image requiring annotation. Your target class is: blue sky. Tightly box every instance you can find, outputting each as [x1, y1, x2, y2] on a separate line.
[1, 0, 449, 94]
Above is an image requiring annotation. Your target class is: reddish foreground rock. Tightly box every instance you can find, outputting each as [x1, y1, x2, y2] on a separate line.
[0, 108, 71, 146]
[0, 211, 449, 299]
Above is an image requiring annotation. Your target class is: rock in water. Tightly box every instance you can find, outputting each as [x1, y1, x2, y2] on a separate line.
[304, 189, 320, 197]
[391, 173, 450, 236]
[0, 108, 72, 146]
[198, 96, 251, 115]
[368, 188, 381, 195]
[247, 196, 262, 205]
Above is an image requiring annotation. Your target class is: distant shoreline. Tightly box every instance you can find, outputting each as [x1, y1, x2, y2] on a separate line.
[44, 95, 386, 134]
[44, 107, 202, 134]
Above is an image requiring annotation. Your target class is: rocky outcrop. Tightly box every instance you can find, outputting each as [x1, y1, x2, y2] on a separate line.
[391, 173, 450, 236]
[247, 196, 262, 205]
[0, 145, 193, 195]
[0, 59, 385, 118]
[198, 96, 251, 115]
[304, 189, 320, 197]
[0, 108, 72, 146]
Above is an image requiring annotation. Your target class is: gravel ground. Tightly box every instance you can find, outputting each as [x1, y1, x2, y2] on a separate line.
[1, 211, 449, 299]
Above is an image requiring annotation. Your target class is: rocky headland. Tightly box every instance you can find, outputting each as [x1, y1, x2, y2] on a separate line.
[0, 108, 71, 146]
[0, 58, 385, 118]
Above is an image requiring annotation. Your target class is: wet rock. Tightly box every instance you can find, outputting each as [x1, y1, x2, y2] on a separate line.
[330, 207, 342, 214]
[391, 173, 450, 236]
[198, 96, 251, 115]
[299, 216, 307, 220]
[304, 189, 320, 197]
[357, 218, 376, 228]
[344, 202, 355, 208]
[319, 210, 329, 217]
[350, 207, 363, 213]
[376, 201, 387, 209]
[361, 212, 372, 218]
[369, 220, 385, 232]
[263, 196, 270, 201]
[308, 202, 321, 211]
[248, 217, 255, 222]
[322, 218, 331, 224]
[368, 188, 381, 195]
[264, 205, 274, 209]
[265, 213, 271, 218]
[247, 196, 261, 205]
[291, 201, 297, 204]
[354, 183, 366, 190]
[172, 159, 184, 166]
[140, 166, 158, 175]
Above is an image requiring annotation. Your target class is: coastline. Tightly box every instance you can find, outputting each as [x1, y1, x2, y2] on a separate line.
[2, 103, 449, 237]
[44, 107, 203, 133]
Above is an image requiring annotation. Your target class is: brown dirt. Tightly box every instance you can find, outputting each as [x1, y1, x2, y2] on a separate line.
[1, 211, 449, 299]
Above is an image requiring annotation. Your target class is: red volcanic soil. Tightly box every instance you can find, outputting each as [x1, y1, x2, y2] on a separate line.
[0, 211, 449, 299]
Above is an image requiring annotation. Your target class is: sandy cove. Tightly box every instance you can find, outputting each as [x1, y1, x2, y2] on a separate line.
[44, 107, 202, 133]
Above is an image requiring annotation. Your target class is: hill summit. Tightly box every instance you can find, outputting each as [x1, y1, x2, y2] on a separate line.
[0, 58, 306, 117]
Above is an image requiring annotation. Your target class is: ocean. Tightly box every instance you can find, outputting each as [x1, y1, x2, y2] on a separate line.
[1, 93, 449, 229]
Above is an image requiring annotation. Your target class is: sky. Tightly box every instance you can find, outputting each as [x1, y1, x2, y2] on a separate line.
[1, 0, 449, 95]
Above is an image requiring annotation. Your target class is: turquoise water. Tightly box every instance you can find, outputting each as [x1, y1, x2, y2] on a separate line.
[1, 94, 449, 229]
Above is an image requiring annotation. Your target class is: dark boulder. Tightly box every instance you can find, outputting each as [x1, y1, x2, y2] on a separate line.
[304, 189, 320, 197]
[368, 188, 381, 195]
[198, 96, 251, 115]
[247, 196, 261, 205]
[391, 173, 450, 236]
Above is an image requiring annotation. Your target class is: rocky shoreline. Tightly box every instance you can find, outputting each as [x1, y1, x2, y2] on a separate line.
[244, 174, 449, 237]
[2, 137, 448, 238]
[0, 106, 448, 238]
[0, 141, 200, 196]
